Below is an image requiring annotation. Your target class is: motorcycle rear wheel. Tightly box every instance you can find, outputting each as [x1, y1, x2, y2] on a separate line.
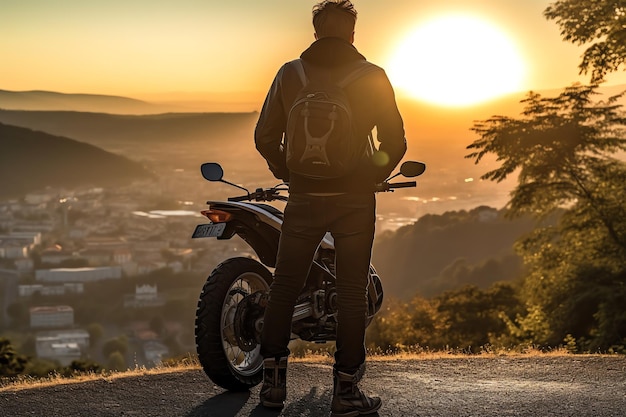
[195, 257, 272, 391]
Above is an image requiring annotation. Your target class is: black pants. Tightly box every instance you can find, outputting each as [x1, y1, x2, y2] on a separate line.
[260, 192, 376, 373]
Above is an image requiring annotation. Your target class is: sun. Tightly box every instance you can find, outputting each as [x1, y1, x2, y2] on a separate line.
[387, 15, 526, 107]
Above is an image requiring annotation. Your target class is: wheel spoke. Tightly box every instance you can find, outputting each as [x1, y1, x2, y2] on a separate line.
[218, 272, 269, 375]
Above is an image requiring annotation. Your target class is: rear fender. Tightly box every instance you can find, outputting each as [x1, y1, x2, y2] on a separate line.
[208, 202, 282, 267]
[205, 201, 335, 267]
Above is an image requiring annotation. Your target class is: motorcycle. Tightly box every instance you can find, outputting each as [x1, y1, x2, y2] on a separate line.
[192, 161, 426, 391]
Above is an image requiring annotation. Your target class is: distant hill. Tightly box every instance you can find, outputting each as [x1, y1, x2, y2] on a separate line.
[372, 206, 539, 298]
[0, 89, 263, 114]
[0, 123, 153, 198]
[0, 110, 258, 148]
[0, 110, 263, 180]
[0, 90, 181, 114]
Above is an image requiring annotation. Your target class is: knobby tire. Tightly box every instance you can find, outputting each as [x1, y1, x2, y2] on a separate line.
[194, 257, 272, 391]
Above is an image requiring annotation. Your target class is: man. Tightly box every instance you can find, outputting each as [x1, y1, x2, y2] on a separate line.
[254, 1, 407, 415]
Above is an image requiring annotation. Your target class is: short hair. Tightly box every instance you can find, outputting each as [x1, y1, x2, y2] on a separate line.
[312, 0, 357, 41]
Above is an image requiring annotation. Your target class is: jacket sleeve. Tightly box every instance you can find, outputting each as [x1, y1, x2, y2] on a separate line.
[371, 70, 407, 182]
[255, 64, 290, 181]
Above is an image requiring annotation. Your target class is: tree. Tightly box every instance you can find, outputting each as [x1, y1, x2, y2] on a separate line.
[365, 296, 443, 352]
[466, 85, 626, 350]
[467, 85, 626, 247]
[545, 0, 626, 83]
[366, 283, 524, 352]
[102, 336, 128, 358]
[86, 323, 104, 347]
[0, 338, 28, 377]
[434, 283, 523, 351]
[23, 358, 58, 378]
[107, 351, 127, 371]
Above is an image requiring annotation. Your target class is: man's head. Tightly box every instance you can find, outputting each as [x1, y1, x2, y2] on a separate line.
[312, 0, 357, 42]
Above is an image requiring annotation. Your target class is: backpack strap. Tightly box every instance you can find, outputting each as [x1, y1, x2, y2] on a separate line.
[337, 61, 380, 156]
[337, 61, 381, 88]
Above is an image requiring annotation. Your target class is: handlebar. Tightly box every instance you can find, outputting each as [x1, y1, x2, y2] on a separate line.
[227, 195, 251, 202]
[389, 181, 417, 189]
[374, 181, 417, 192]
[226, 181, 416, 202]
[227, 187, 289, 202]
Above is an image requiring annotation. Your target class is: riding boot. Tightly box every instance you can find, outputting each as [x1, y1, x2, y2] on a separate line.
[330, 368, 381, 417]
[259, 356, 288, 408]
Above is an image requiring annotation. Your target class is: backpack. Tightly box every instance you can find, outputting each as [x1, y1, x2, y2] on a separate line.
[285, 59, 380, 179]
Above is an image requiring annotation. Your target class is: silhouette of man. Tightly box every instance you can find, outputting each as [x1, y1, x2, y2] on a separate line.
[255, 1, 407, 415]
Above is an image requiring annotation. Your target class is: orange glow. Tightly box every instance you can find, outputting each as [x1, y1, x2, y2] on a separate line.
[3, 2, 626, 109]
[387, 15, 526, 107]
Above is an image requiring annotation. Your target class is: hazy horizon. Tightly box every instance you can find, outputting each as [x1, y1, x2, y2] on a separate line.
[4, 1, 626, 108]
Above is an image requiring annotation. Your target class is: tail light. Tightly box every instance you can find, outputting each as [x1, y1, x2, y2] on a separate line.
[201, 209, 232, 223]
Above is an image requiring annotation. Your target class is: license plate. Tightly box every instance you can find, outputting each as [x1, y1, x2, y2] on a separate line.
[192, 223, 226, 238]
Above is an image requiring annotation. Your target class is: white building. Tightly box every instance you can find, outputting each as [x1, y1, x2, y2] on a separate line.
[35, 266, 123, 283]
[24, 191, 57, 205]
[0, 241, 29, 259]
[19, 283, 84, 297]
[0, 232, 42, 246]
[30, 305, 74, 328]
[0, 231, 42, 259]
[14, 257, 34, 273]
[113, 248, 132, 264]
[124, 284, 166, 308]
[36, 329, 90, 366]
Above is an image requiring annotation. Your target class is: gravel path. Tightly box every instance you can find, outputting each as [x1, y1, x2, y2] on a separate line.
[1, 355, 625, 416]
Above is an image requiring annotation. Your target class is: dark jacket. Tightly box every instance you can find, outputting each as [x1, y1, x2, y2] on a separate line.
[255, 37, 407, 193]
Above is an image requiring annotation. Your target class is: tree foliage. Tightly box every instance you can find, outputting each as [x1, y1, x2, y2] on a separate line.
[0, 338, 28, 377]
[102, 336, 128, 358]
[86, 323, 104, 347]
[545, 0, 626, 83]
[466, 85, 626, 351]
[373, 206, 533, 298]
[467, 85, 626, 224]
[107, 351, 127, 372]
[366, 283, 524, 352]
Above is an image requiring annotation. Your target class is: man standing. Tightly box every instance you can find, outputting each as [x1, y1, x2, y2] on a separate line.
[254, 1, 407, 415]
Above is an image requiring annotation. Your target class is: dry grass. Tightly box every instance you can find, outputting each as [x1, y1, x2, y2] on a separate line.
[0, 356, 200, 392]
[0, 347, 607, 393]
[291, 345, 577, 364]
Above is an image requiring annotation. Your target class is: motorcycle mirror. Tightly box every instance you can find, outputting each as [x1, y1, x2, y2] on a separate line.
[201, 163, 224, 182]
[400, 161, 426, 178]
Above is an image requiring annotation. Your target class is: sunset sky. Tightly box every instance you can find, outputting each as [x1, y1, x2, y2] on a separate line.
[2, 0, 626, 110]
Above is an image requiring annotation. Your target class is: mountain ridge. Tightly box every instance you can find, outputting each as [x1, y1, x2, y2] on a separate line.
[0, 90, 186, 114]
[0, 122, 154, 198]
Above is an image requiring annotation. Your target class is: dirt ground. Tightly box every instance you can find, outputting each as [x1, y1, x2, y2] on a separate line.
[1, 355, 625, 416]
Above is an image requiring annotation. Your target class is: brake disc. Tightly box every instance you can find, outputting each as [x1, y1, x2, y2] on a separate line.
[233, 291, 268, 352]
